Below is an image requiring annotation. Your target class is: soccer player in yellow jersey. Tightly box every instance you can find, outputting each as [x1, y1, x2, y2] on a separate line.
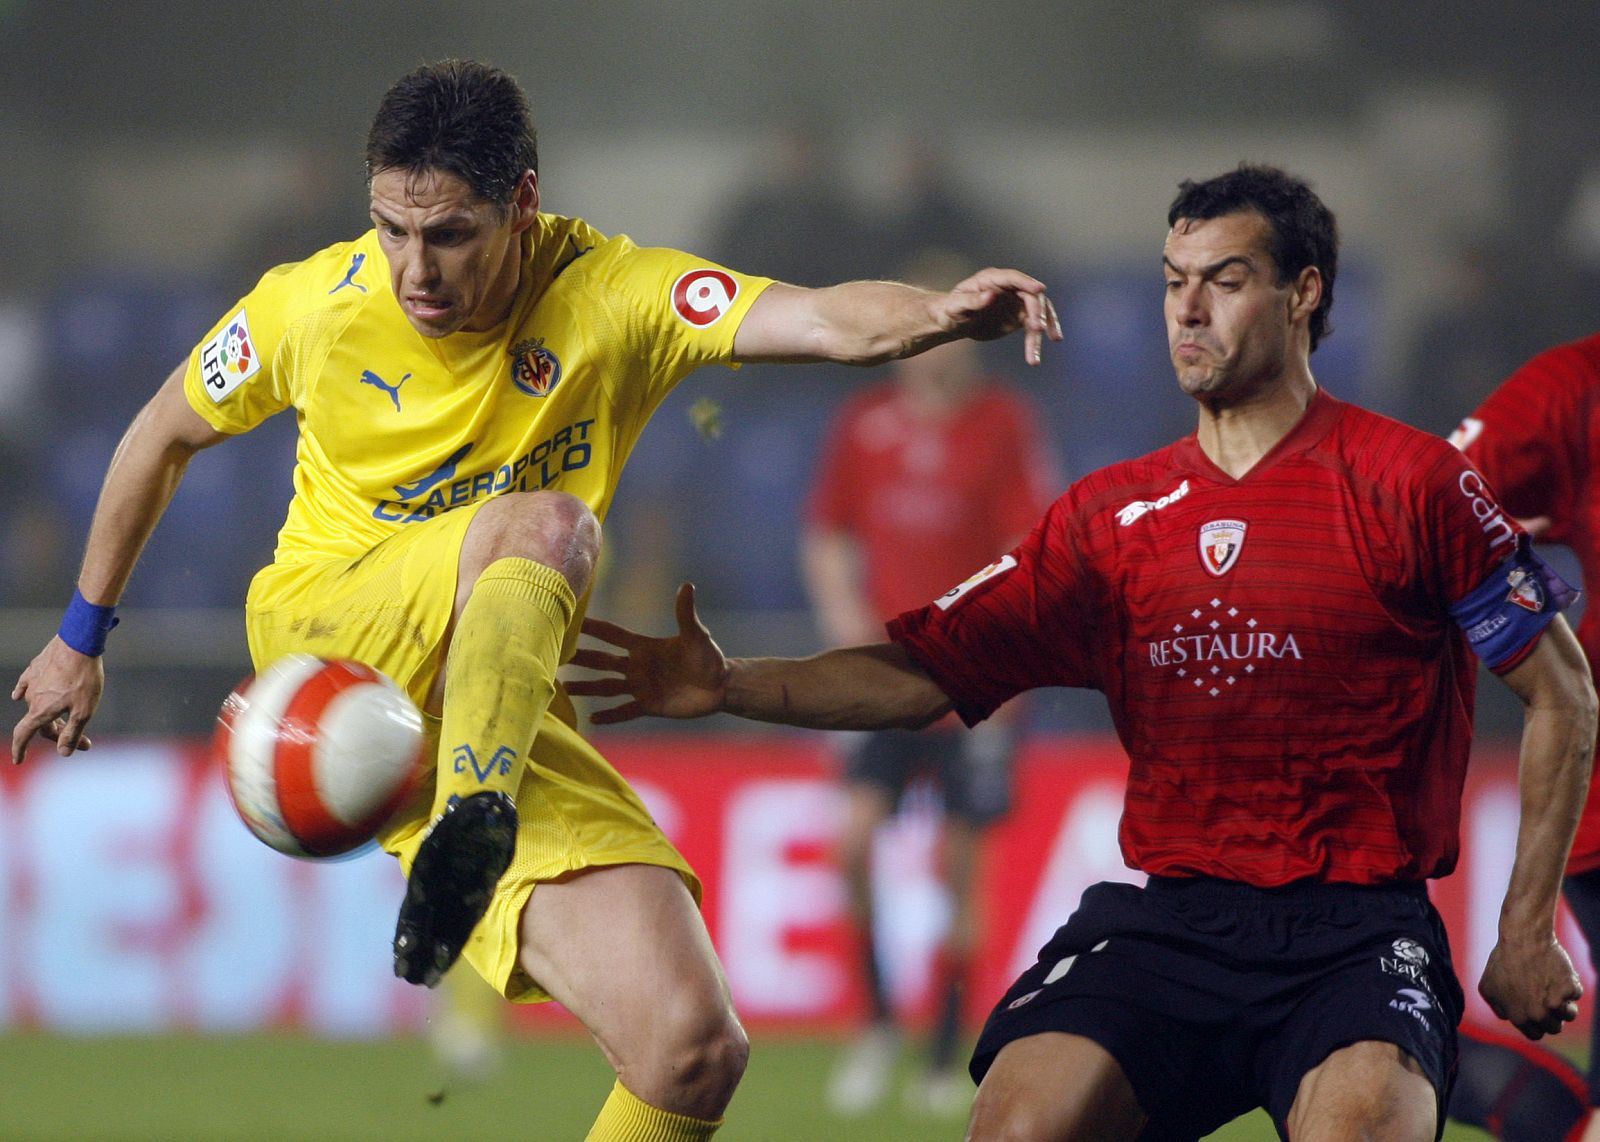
[9, 59, 1060, 1139]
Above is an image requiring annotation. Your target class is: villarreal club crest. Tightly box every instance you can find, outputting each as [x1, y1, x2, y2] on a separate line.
[509, 337, 562, 398]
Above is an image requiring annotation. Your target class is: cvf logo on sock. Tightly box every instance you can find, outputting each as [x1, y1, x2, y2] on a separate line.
[672, 269, 739, 326]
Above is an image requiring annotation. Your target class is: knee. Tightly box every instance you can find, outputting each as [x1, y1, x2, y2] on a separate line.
[677, 1005, 750, 1102]
[967, 1088, 1068, 1142]
[644, 998, 749, 1115]
[1288, 1042, 1437, 1142]
[469, 491, 601, 596]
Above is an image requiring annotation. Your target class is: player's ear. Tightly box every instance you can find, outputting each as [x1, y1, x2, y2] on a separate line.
[1288, 265, 1322, 327]
[510, 171, 539, 234]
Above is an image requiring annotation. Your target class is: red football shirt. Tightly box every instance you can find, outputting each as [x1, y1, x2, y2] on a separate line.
[806, 382, 1060, 620]
[1459, 333, 1600, 874]
[891, 388, 1536, 887]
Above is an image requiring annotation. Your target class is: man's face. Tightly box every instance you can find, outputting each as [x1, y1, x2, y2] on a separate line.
[369, 167, 535, 338]
[1162, 211, 1309, 402]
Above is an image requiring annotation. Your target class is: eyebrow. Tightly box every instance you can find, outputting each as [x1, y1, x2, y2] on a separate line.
[1162, 254, 1256, 277]
[368, 206, 477, 230]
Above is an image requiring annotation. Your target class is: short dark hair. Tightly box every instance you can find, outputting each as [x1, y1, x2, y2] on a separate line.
[365, 59, 538, 208]
[1167, 163, 1338, 351]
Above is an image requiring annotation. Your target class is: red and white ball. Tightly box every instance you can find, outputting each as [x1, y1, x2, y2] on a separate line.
[214, 655, 426, 859]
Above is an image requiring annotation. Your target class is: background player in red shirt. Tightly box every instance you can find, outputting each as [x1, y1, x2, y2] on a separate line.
[571, 164, 1597, 1140]
[802, 250, 1061, 1117]
[1449, 336, 1600, 1140]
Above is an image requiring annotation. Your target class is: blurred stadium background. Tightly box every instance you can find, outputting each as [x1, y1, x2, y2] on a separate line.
[3, 2, 1598, 1137]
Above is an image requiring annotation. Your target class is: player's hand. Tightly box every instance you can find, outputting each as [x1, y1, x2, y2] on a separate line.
[936, 267, 1063, 366]
[568, 583, 728, 724]
[10, 636, 102, 764]
[1478, 934, 1583, 1039]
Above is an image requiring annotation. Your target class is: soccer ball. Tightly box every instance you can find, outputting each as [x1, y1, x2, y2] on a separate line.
[214, 655, 426, 859]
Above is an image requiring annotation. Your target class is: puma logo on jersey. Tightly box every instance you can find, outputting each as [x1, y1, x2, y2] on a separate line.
[329, 252, 369, 295]
[359, 369, 411, 412]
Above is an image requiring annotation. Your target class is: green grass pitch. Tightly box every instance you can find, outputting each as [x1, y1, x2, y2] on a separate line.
[0, 1032, 1495, 1140]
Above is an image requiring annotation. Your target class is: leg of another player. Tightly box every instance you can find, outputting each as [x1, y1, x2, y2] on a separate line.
[965, 1031, 1145, 1141]
[1285, 1040, 1437, 1141]
[518, 863, 748, 1138]
[396, 490, 600, 987]
[1449, 1023, 1590, 1140]
[828, 780, 900, 1115]
[1562, 867, 1600, 1141]
[915, 815, 984, 1113]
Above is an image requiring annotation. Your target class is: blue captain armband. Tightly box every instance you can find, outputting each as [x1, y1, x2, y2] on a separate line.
[1449, 536, 1579, 671]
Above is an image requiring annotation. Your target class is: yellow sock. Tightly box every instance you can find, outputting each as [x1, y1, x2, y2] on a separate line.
[586, 1081, 722, 1141]
[432, 557, 574, 816]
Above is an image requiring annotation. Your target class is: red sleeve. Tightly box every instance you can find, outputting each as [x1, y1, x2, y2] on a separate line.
[1458, 338, 1599, 540]
[888, 495, 1099, 725]
[1415, 437, 1527, 608]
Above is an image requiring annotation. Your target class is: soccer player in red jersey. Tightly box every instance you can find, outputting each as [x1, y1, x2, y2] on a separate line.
[570, 164, 1597, 1140]
[1448, 334, 1600, 1140]
[802, 253, 1060, 1116]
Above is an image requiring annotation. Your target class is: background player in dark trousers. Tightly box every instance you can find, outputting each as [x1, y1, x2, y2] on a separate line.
[572, 164, 1597, 1140]
[801, 250, 1061, 1117]
[1445, 334, 1600, 1141]
[8, 60, 1062, 1141]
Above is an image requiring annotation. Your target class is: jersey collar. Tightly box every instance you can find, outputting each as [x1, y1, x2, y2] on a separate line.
[1173, 385, 1343, 485]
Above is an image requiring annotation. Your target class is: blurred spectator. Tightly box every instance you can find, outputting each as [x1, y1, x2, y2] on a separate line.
[878, 135, 1023, 274]
[0, 279, 65, 607]
[598, 120, 876, 619]
[1396, 235, 1518, 434]
[802, 250, 1061, 1119]
[710, 120, 879, 287]
[223, 143, 368, 292]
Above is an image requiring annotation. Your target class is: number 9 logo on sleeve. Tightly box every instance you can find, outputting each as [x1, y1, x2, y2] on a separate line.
[671, 269, 739, 327]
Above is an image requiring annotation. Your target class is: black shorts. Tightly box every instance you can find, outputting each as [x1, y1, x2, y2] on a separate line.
[971, 876, 1463, 1140]
[842, 724, 1013, 825]
[1563, 866, 1600, 1104]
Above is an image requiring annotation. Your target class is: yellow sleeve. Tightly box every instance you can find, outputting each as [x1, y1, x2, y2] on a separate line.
[602, 242, 775, 387]
[181, 264, 303, 434]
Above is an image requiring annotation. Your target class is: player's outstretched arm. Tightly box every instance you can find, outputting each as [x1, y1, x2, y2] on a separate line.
[10, 363, 229, 764]
[732, 267, 1062, 368]
[1479, 616, 1597, 1039]
[569, 583, 954, 730]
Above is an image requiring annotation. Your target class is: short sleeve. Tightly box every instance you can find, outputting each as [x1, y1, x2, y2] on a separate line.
[888, 496, 1097, 724]
[605, 244, 776, 392]
[182, 268, 298, 435]
[1456, 340, 1596, 538]
[1415, 439, 1574, 670]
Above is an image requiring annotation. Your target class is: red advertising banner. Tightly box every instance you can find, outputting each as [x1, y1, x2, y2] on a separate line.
[0, 733, 1577, 1039]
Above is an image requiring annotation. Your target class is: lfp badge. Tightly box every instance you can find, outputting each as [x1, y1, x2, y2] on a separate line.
[200, 308, 262, 402]
[1199, 519, 1247, 577]
[509, 338, 562, 398]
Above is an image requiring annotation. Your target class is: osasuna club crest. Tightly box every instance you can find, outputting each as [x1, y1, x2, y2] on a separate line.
[1199, 519, 1247, 577]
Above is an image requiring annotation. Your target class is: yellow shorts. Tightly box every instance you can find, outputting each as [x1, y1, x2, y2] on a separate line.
[243, 503, 700, 1003]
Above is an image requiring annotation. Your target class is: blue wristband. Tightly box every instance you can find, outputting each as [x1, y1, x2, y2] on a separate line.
[58, 589, 120, 657]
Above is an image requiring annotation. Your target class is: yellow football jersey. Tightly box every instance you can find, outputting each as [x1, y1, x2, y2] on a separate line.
[182, 215, 775, 564]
